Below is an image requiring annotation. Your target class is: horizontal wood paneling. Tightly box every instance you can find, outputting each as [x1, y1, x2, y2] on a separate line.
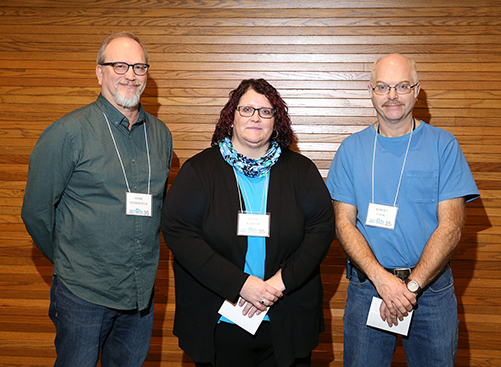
[1, 0, 500, 366]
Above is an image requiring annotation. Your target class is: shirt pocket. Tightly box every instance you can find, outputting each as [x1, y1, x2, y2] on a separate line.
[405, 170, 438, 203]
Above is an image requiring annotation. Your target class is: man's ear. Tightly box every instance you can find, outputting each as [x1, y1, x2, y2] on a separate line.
[96, 65, 103, 86]
[414, 83, 421, 100]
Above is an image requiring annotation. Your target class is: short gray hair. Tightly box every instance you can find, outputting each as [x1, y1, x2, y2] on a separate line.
[96, 31, 148, 65]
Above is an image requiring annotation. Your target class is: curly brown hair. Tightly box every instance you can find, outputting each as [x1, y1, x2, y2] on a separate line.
[211, 79, 294, 149]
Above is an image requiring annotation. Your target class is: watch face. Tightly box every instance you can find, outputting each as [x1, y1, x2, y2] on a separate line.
[407, 280, 419, 292]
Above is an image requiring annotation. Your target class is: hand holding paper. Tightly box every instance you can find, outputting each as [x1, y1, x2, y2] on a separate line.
[219, 297, 269, 335]
[366, 297, 413, 336]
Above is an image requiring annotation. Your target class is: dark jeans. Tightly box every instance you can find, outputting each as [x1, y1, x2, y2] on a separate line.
[49, 275, 154, 367]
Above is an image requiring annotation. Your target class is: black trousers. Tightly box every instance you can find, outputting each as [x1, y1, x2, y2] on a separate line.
[194, 322, 311, 367]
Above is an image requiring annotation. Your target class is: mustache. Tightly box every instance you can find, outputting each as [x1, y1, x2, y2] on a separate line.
[117, 81, 143, 86]
[115, 79, 143, 87]
[383, 101, 404, 107]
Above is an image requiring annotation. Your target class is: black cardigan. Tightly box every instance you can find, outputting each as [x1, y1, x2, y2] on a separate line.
[161, 146, 335, 367]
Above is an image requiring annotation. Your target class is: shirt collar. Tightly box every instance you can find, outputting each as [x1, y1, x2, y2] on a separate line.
[96, 93, 146, 128]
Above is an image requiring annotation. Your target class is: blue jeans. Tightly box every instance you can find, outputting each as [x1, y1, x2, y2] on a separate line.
[343, 266, 458, 367]
[49, 275, 154, 367]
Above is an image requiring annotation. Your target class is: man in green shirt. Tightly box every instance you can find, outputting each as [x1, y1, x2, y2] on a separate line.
[22, 31, 172, 366]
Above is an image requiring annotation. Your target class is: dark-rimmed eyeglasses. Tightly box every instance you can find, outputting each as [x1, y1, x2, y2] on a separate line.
[371, 83, 418, 95]
[236, 106, 276, 119]
[101, 62, 150, 76]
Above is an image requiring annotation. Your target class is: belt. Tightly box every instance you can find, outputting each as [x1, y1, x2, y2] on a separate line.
[385, 267, 414, 281]
[355, 266, 414, 283]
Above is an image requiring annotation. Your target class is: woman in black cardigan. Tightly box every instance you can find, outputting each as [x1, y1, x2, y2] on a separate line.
[161, 79, 335, 367]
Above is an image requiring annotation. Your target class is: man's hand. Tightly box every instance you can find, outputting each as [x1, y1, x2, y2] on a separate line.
[373, 271, 416, 326]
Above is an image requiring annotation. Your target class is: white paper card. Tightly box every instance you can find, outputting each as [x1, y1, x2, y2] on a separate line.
[365, 203, 398, 230]
[366, 297, 413, 336]
[126, 192, 152, 217]
[237, 212, 270, 237]
[218, 297, 269, 335]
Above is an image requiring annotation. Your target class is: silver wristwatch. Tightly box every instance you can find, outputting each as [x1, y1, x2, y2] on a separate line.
[406, 279, 421, 294]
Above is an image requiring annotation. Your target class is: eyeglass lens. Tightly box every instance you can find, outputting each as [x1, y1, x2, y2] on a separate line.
[238, 106, 275, 119]
[373, 83, 415, 95]
[103, 62, 149, 76]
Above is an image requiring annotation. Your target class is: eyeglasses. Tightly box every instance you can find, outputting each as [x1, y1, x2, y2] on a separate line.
[101, 62, 150, 76]
[371, 83, 418, 95]
[236, 106, 276, 119]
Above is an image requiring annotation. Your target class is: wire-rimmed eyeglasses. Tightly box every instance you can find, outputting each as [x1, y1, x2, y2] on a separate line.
[371, 83, 418, 95]
[101, 62, 150, 76]
[236, 106, 276, 119]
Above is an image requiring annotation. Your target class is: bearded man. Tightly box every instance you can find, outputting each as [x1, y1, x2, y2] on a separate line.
[22, 32, 172, 367]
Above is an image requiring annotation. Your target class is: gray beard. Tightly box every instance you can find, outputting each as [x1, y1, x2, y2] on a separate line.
[115, 90, 141, 108]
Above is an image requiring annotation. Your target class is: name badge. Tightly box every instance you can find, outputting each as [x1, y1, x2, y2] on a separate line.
[365, 203, 398, 230]
[126, 192, 153, 217]
[237, 211, 270, 237]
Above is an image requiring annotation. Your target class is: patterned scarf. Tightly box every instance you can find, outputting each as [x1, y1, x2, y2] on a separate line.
[219, 137, 281, 178]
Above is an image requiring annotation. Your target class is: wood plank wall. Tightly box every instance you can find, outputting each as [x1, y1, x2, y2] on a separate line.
[1, 0, 500, 366]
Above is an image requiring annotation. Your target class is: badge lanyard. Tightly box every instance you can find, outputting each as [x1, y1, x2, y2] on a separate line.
[366, 119, 414, 230]
[234, 169, 271, 237]
[103, 113, 153, 217]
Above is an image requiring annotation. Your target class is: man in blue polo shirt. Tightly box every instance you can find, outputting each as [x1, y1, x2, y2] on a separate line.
[326, 54, 479, 366]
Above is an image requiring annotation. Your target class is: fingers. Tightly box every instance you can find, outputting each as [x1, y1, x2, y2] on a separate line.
[387, 298, 410, 317]
[242, 300, 254, 316]
[380, 296, 415, 328]
[262, 287, 280, 304]
[392, 290, 416, 315]
[240, 299, 265, 318]
[379, 300, 400, 327]
[263, 281, 283, 301]
[376, 274, 416, 316]
[253, 295, 273, 311]
[239, 275, 283, 311]
[245, 292, 276, 311]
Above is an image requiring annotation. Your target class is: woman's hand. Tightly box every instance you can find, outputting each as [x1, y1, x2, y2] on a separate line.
[239, 275, 283, 317]
[265, 268, 286, 293]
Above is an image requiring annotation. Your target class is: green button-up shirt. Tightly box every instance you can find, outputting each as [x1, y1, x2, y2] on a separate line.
[22, 94, 172, 311]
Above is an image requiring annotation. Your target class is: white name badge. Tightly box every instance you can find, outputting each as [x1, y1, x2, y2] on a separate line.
[365, 203, 398, 230]
[237, 211, 270, 237]
[126, 192, 153, 217]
